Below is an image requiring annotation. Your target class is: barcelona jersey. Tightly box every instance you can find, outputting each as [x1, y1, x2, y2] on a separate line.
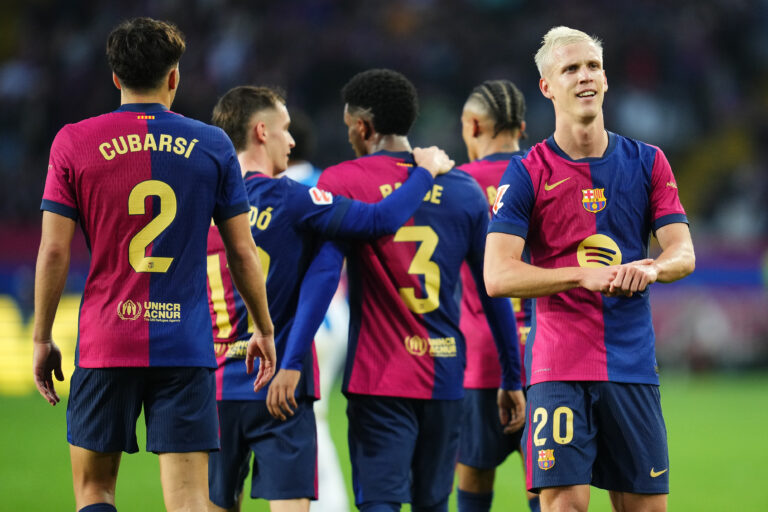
[489, 133, 688, 385]
[458, 152, 531, 389]
[41, 103, 249, 368]
[318, 151, 520, 400]
[208, 167, 436, 400]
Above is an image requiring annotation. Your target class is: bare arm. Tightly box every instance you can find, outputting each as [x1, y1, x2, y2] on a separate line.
[217, 212, 276, 391]
[483, 232, 618, 299]
[32, 211, 75, 405]
[608, 222, 695, 295]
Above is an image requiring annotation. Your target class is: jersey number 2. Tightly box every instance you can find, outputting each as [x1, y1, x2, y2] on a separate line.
[128, 180, 177, 273]
[393, 225, 440, 314]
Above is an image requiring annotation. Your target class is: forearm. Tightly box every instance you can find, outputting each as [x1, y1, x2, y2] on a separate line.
[336, 166, 433, 237]
[485, 255, 582, 299]
[33, 246, 70, 342]
[283, 243, 344, 370]
[653, 241, 695, 283]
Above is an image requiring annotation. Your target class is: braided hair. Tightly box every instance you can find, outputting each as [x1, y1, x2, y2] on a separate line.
[466, 80, 526, 138]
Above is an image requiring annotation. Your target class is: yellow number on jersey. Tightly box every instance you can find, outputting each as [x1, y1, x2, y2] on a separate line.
[206, 247, 271, 338]
[127, 180, 177, 273]
[533, 405, 575, 447]
[393, 225, 440, 314]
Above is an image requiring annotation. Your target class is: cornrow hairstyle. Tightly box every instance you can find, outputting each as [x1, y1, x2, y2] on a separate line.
[467, 80, 526, 138]
[342, 69, 418, 136]
[212, 86, 286, 152]
[106, 17, 186, 91]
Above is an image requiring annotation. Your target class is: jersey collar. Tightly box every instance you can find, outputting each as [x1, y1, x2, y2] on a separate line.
[545, 131, 616, 162]
[480, 151, 525, 162]
[115, 103, 170, 113]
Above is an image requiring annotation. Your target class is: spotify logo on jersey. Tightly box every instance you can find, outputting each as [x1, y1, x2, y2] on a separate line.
[577, 234, 622, 267]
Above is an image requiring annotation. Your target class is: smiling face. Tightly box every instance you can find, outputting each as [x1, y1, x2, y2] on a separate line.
[262, 102, 295, 173]
[539, 40, 607, 124]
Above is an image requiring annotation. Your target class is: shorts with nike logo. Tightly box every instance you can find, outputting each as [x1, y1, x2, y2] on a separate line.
[522, 381, 669, 494]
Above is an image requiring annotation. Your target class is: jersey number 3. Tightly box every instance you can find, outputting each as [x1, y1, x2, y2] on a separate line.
[128, 180, 177, 273]
[394, 225, 440, 314]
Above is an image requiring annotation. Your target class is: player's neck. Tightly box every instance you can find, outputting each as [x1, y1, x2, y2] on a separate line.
[475, 134, 520, 160]
[553, 116, 607, 160]
[120, 89, 172, 110]
[368, 134, 412, 155]
[238, 150, 275, 177]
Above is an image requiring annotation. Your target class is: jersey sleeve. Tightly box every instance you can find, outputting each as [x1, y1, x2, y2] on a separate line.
[649, 147, 688, 232]
[296, 166, 435, 238]
[487, 158, 535, 239]
[212, 135, 250, 224]
[465, 186, 522, 390]
[281, 241, 345, 371]
[41, 126, 79, 220]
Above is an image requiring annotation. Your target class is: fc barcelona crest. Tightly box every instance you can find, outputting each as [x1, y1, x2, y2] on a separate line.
[582, 188, 607, 213]
[538, 449, 555, 470]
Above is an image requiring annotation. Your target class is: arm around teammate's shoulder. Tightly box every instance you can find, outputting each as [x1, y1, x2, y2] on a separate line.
[483, 232, 618, 298]
[217, 212, 276, 390]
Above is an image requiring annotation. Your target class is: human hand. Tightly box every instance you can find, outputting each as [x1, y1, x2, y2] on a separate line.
[607, 259, 657, 297]
[33, 340, 64, 406]
[497, 388, 526, 434]
[578, 266, 620, 294]
[266, 369, 301, 420]
[245, 333, 276, 392]
[413, 146, 455, 177]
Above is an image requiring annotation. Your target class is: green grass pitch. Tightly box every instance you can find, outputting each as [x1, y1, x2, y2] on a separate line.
[1, 373, 766, 511]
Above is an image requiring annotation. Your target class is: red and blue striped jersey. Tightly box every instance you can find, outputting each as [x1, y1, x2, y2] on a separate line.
[208, 167, 436, 400]
[41, 103, 249, 368]
[458, 153, 532, 389]
[489, 133, 688, 385]
[318, 151, 520, 400]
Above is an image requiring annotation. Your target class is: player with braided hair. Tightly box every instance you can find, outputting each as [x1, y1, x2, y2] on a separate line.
[455, 79, 539, 512]
[311, 69, 523, 512]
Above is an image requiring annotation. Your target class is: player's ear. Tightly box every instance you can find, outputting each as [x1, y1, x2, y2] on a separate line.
[168, 66, 179, 91]
[539, 76, 553, 99]
[112, 72, 122, 91]
[603, 70, 608, 92]
[472, 118, 481, 138]
[360, 119, 372, 140]
[254, 121, 268, 144]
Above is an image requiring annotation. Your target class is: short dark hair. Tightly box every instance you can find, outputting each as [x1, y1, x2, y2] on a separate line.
[466, 80, 526, 138]
[342, 69, 418, 136]
[212, 86, 286, 152]
[106, 18, 186, 91]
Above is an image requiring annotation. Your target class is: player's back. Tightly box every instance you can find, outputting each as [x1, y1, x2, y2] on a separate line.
[458, 153, 531, 389]
[207, 173, 324, 400]
[318, 151, 489, 400]
[43, 104, 247, 368]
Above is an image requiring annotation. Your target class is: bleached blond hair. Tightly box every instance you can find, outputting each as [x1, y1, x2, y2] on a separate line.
[534, 26, 603, 77]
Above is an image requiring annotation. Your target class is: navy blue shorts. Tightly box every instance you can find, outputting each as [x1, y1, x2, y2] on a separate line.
[522, 381, 669, 494]
[458, 388, 522, 469]
[346, 394, 462, 508]
[208, 398, 318, 507]
[67, 366, 218, 454]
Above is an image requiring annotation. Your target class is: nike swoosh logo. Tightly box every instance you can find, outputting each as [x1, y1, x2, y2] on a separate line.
[544, 177, 571, 191]
[650, 468, 668, 478]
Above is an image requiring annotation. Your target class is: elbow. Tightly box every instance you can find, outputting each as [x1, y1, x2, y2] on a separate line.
[484, 273, 505, 298]
[683, 252, 696, 277]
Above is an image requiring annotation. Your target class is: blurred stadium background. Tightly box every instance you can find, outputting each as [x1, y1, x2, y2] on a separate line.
[0, 0, 766, 510]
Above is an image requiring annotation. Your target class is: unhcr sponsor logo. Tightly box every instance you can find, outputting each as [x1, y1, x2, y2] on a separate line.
[117, 300, 182, 323]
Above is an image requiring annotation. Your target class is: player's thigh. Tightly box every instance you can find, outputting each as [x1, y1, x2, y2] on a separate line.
[592, 383, 669, 495]
[69, 444, 122, 508]
[67, 366, 143, 453]
[158, 451, 209, 511]
[346, 394, 419, 505]
[457, 388, 520, 470]
[609, 490, 667, 512]
[209, 401, 253, 509]
[522, 382, 597, 492]
[411, 398, 463, 507]
[143, 367, 219, 453]
[249, 398, 318, 501]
